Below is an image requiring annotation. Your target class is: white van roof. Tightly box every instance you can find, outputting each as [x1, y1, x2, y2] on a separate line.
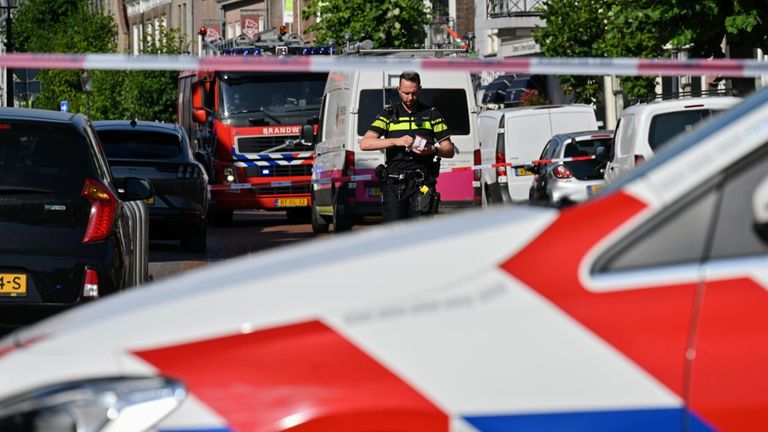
[480, 104, 595, 119]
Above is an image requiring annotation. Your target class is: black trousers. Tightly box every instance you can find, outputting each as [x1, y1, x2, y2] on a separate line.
[382, 177, 439, 222]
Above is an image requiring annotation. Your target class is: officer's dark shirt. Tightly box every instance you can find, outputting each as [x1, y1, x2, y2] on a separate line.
[368, 101, 450, 173]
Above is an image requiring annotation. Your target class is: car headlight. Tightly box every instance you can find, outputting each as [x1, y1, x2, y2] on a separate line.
[0, 376, 186, 432]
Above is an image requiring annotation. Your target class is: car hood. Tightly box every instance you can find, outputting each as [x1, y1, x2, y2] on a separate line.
[0, 204, 558, 397]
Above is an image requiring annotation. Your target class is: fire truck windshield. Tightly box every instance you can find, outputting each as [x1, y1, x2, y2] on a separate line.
[218, 72, 327, 118]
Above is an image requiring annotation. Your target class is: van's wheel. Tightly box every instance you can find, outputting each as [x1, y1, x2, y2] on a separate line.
[333, 191, 352, 232]
[311, 199, 329, 233]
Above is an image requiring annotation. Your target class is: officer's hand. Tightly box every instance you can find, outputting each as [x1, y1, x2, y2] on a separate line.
[396, 135, 414, 148]
[411, 144, 433, 156]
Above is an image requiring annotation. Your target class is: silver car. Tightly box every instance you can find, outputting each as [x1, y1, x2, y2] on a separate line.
[529, 130, 614, 205]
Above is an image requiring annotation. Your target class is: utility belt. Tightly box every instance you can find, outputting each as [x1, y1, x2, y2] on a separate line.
[375, 164, 440, 215]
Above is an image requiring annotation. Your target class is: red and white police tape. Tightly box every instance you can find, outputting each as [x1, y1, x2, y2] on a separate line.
[1, 52, 767, 77]
[207, 155, 596, 191]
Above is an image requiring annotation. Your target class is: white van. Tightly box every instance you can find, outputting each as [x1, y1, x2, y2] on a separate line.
[604, 96, 741, 183]
[477, 105, 598, 203]
[310, 70, 480, 232]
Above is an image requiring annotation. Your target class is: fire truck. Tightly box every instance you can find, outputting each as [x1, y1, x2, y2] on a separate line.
[178, 29, 330, 225]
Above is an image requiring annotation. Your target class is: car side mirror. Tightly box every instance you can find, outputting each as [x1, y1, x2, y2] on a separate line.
[301, 124, 315, 145]
[122, 177, 154, 201]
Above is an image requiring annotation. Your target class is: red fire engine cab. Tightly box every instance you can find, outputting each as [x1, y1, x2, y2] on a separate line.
[178, 29, 330, 224]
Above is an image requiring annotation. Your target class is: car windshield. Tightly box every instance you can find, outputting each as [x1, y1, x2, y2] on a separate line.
[97, 130, 182, 159]
[218, 72, 327, 117]
[648, 109, 718, 151]
[0, 122, 93, 196]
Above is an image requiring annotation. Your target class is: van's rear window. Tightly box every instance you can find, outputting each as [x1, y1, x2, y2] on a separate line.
[98, 130, 182, 159]
[358, 89, 470, 136]
[648, 109, 717, 151]
[0, 122, 94, 195]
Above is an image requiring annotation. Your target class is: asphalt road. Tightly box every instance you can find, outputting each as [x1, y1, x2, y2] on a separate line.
[148, 210, 381, 282]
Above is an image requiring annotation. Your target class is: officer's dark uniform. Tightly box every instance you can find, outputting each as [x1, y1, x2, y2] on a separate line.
[368, 101, 450, 221]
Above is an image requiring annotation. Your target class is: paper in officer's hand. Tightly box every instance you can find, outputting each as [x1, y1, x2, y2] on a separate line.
[412, 134, 428, 151]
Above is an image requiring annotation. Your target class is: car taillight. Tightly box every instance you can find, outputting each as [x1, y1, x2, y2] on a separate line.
[83, 267, 99, 299]
[473, 149, 482, 181]
[178, 165, 198, 178]
[495, 152, 507, 178]
[634, 154, 645, 165]
[553, 165, 573, 179]
[81, 179, 117, 243]
[344, 150, 355, 177]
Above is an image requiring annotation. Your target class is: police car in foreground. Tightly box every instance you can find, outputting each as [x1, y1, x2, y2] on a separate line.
[0, 89, 767, 431]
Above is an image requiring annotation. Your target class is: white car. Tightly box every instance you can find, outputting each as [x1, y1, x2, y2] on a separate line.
[1, 90, 768, 431]
[604, 95, 741, 183]
[477, 104, 598, 204]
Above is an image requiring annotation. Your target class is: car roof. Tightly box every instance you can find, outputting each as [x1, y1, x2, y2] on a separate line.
[621, 96, 742, 115]
[92, 120, 181, 134]
[496, 104, 595, 115]
[0, 107, 85, 126]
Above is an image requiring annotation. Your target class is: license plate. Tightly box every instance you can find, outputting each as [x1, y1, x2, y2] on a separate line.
[515, 167, 533, 176]
[588, 184, 604, 195]
[0, 273, 27, 297]
[145, 196, 155, 206]
[367, 187, 382, 197]
[275, 198, 308, 207]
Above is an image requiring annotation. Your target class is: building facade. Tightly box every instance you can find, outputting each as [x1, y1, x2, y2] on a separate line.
[474, 0, 544, 58]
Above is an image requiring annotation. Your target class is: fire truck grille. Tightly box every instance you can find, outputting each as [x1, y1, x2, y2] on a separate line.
[245, 164, 311, 194]
[244, 164, 312, 178]
[250, 185, 310, 194]
[237, 136, 308, 153]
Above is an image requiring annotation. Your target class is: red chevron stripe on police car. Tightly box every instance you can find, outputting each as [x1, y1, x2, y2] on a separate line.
[501, 191, 768, 431]
[134, 320, 447, 432]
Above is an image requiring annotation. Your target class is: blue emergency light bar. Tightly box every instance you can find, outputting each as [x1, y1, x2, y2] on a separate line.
[300, 46, 335, 55]
[221, 48, 263, 56]
[219, 46, 335, 56]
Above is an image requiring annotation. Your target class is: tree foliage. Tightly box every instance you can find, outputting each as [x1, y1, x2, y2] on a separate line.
[302, 0, 432, 48]
[534, 0, 768, 103]
[12, 0, 185, 122]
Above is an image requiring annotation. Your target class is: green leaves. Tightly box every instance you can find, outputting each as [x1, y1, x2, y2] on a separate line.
[12, 0, 185, 123]
[302, 0, 431, 48]
[535, 0, 768, 103]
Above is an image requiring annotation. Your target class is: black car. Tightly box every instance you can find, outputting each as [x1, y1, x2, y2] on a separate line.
[94, 120, 209, 253]
[0, 108, 153, 325]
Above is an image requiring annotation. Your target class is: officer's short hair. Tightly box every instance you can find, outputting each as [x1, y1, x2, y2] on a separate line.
[399, 71, 421, 87]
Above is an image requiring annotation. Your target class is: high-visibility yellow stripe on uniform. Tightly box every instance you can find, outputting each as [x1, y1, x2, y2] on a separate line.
[371, 118, 389, 129]
[388, 122, 414, 131]
[433, 123, 448, 133]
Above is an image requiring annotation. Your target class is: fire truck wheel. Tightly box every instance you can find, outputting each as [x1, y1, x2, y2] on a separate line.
[209, 208, 234, 227]
[311, 202, 329, 233]
[333, 192, 352, 232]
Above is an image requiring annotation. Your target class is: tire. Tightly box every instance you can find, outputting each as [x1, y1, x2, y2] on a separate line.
[208, 208, 233, 227]
[311, 201, 329, 233]
[333, 191, 352, 232]
[181, 223, 207, 254]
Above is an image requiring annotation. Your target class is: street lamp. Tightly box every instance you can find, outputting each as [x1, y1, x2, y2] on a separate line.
[80, 70, 92, 118]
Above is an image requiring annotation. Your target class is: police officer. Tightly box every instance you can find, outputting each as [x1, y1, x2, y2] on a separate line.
[359, 71, 455, 222]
